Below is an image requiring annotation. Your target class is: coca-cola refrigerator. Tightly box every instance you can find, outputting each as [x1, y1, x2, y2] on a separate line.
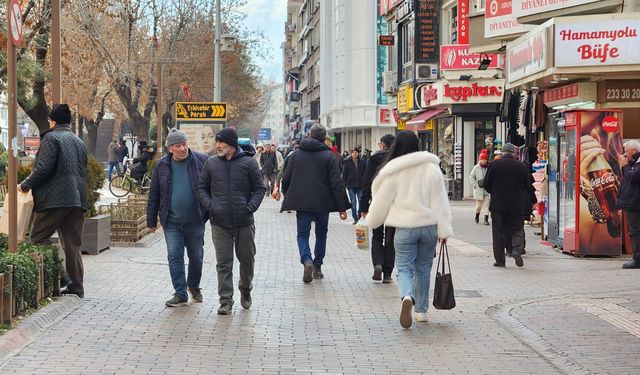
[547, 109, 623, 256]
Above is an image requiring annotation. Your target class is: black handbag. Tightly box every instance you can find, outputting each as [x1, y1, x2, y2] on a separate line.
[433, 242, 456, 310]
[477, 178, 484, 188]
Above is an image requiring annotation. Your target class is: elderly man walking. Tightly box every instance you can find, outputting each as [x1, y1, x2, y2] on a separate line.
[280, 125, 349, 283]
[197, 127, 266, 315]
[617, 140, 640, 269]
[147, 128, 209, 307]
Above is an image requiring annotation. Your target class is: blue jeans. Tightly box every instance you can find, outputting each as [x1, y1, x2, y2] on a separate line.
[296, 211, 330, 265]
[394, 225, 438, 313]
[348, 188, 362, 220]
[108, 161, 119, 181]
[164, 221, 205, 300]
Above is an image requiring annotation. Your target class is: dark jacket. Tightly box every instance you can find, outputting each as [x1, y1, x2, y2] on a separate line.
[260, 151, 278, 176]
[133, 150, 154, 172]
[616, 152, 640, 211]
[342, 156, 367, 189]
[280, 138, 350, 213]
[20, 124, 88, 212]
[117, 144, 129, 162]
[197, 146, 266, 229]
[359, 149, 389, 213]
[483, 154, 531, 215]
[147, 150, 209, 228]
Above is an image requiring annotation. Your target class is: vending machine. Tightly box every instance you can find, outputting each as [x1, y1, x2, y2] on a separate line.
[547, 110, 623, 256]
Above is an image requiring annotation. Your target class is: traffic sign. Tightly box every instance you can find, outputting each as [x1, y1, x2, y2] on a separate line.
[257, 128, 271, 141]
[9, 0, 22, 47]
[175, 102, 227, 121]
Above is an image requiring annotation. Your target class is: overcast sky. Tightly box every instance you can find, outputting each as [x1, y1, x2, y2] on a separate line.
[241, 0, 287, 83]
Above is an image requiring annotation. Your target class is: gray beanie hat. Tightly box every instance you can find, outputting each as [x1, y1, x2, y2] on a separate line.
[502, 143, 517, 154]
[166, 128, 188, 147]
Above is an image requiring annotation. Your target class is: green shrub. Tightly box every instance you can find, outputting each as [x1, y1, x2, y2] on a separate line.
[18, 242, 60, 294]
[86, 156, 105, 217]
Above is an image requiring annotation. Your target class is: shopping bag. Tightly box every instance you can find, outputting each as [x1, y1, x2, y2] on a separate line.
[433, 242, 456, 310]
[355, 217, 369, 251]
[0, 190, 35, 242]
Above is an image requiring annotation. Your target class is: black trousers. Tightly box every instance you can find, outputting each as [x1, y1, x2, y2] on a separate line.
[625, 209, 640, 259]
[371, 225, 395, 276]
[491, 212, 525, 265]
[30, 207, 85, 296]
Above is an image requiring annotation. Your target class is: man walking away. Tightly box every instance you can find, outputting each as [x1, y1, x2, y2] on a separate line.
[107, 139, 119, 181]
[360, 134, 396, 283]
[19, 104, 88, 298]
[260, 144, 278, 197]
[280, 125, 349, 283]
[197, 127, 266, 315]
[343, 148, 367, 224]
[617, 140, 640, 269]
[147, 129, 209, 307]
[483, 143, 530, 268]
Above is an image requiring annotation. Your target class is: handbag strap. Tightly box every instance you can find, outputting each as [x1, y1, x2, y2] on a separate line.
[436, 242, 452, 274]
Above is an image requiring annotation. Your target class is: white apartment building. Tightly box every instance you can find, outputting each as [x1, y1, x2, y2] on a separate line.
[263, 83, 286, 144]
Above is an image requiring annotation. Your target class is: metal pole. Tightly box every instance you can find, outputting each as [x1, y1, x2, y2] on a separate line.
[157, 64, 163, 153]
[214, 0, 221, 102]
[51, 0, 61, 103]
[7, 0, 17, 253]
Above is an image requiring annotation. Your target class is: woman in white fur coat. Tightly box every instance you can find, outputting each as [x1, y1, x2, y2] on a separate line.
[366, 131, 453, 329]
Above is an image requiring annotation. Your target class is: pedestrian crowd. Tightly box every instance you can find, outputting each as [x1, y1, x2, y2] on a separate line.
[13, 104, 640, 329]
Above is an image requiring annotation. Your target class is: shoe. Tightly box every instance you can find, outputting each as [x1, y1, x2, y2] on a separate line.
[352, 220, 358, 225]
[60, 275, 72, 288]
[522, 249, 527, 255]
[165, 294, 189, 307]
[475, 213, 480, 224]
[484, 215, 490, 225]
[493, 262, 505, 267]
[622, 258, 640, 269]
[400, 296, 413, 329]
[313, 265, 324, 279]
[303, 261, 313, 283]
[240, 293, 252, 309]
[188, 287, 203, 303]
[372, 265, 383, 281]
[217, 303, 233, 315]
[382, 275, 393, 284]
[513, 253, 524, 267]
[61, 289, 84, 299]
[415, 313, 428, 322]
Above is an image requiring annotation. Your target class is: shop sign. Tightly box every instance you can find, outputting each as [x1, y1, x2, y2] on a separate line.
[397, 120, 407, 130]
[414, 0, 440, 63]
[597, 80, 640, 103]
[506, 27, 547, 83]
[397, 84, 414, 113]
[512, 0, 600, 18]
[458, 0, 469, 44]
[555, 18, 640, 67]
[485, 0, 533, 39]
[420, 84, 439, 108]
[602, 116, 620, 133]
[543, 82, 596, 107]
[419, 80, 505, 107]
[379, 35, 395, 46]
[441, 44, 499, 70]
[406, 118, 435, 132]
[379, 108, 392, 124]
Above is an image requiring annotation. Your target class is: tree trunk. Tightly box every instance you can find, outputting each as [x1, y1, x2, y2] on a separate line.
[18, 22, 51, 133]
[86, 118, 98, 156]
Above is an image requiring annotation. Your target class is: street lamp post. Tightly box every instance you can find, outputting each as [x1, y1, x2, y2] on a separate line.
[214, 0, 221, 102]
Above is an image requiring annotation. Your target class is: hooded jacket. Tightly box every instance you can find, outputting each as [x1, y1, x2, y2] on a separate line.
[617, 152, 640, 211]
[280, 138, 349, 213]
[366, 151, 453, 238]
[197, 146, 266, 229]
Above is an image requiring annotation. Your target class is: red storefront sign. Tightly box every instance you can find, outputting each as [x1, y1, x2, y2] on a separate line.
[458, 0, 469, 44]
[421, 85, 439, 107]
[379, 35, 394, 46]
[443, 83, 502, 102]
[440, 44, 499, 70]
[379, 108, 391, 124]
[543, 83, 579, 103]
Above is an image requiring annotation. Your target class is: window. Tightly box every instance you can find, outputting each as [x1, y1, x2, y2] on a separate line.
[399, 21, 414, 82]
[473, 0, 485, 12]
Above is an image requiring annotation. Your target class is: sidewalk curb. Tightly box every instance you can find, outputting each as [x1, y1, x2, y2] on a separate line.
[0, 296, 81, 366]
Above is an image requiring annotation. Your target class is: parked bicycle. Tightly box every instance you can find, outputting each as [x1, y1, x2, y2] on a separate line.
[109, 157, 151, 197]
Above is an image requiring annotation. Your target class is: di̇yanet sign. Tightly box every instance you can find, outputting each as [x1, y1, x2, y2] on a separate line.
[512, 0, 600, 18]
[555, 17, 640, 67]
[485, 0, 532, 39]
[507, 27, 548, 83]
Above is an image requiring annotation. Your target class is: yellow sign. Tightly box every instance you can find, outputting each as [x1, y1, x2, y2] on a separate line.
[425, 119, 434, 131]
[175, 102, 227, 121]
[397, 84, 414, 114]
[397, 120, 406, 130]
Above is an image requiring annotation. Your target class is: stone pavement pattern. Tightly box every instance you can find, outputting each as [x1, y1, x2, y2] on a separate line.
[1, 200, 639, 374]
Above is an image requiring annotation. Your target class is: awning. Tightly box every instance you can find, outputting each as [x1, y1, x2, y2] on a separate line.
[406, 107, 448, 128]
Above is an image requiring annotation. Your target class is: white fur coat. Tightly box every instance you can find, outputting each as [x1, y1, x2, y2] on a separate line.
[366, 151, 453, 239]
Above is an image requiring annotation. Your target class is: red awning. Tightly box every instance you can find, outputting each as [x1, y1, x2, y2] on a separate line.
[406, 107, 448, 127]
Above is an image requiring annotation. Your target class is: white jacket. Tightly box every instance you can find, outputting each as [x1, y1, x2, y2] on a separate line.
[367, 151, 453, 238]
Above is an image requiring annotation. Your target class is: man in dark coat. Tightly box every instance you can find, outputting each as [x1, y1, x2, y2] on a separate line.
[483, 143, 530, 268]
[260, 144, 278, 197]
[197, 127, 266, 315]
[281, 125, 349, 283]
[147, 128, 209, 307]
[342, 147, 367, 224]
[360, 134, 395, 283]
[617, 140, 640, 269]
[19, 104, 88, 298]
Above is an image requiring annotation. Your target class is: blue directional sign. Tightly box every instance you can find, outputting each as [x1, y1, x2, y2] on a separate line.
[257, 128, 271, 141]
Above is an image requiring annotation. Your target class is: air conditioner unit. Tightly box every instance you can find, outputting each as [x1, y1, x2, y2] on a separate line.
[383, 71, 396, 94]
[415, 64, 438, 81]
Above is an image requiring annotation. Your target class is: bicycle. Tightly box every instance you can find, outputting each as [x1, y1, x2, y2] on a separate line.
[109, 157, 151, 197]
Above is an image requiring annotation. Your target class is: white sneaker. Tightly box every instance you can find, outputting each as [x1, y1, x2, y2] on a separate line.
[415, 313, 428, 322]
[400, 296, 413, 328]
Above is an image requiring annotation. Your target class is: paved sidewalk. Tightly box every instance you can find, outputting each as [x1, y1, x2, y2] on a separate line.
[0, 200, 639, 374]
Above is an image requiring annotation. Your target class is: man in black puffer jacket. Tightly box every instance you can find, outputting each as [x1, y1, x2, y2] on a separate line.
[280, 125, 349, 283]
[617, 140, 640, 269]
[19, 104, 88, 298]
[360, 134, 395, 283]
[197, 127, 266, 315]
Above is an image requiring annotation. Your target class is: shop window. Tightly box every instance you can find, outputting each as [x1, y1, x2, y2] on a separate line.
[437, 117, 454, 181]
[399, 21, 414, 82]
[473, 119, 495, 162]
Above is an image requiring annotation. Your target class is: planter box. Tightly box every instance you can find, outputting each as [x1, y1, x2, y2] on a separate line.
[82, 214, 111, 255]
[111, 215, 148, 243]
